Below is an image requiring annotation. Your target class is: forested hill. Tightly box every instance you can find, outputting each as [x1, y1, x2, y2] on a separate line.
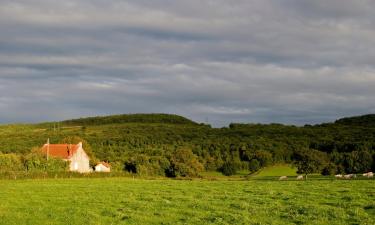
[334, 114, 375, 127]
[0, 113, 374, 177]
[61, 113, 199, 126]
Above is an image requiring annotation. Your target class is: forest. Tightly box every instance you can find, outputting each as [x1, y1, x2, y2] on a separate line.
[0, 113, 374, 177]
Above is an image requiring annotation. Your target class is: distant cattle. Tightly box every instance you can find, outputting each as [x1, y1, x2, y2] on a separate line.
[335, 174, 343, 179]
[296, 175, 304, 180]
[279, 176, 288, 180]
[344, 174, 356, 179]
[363, 172, 373, 178]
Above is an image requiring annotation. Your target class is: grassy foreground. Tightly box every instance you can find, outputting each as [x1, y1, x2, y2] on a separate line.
[0, 178, 374, 225]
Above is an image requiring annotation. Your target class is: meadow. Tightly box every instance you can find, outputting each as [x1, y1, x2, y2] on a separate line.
[0, 178, 374, 225]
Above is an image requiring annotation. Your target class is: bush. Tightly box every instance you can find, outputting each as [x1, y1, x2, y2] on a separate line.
[254, 150, 273, 167]
[24, 152, 68, 172]
[124, 155, 170, 176]
[293, 149, 328, 178]
[321, 163, 337, 176]
[0, 153, 23, 172]
[167, 148, 203, 177]
[220, 161, 237, 176]
[249, 159, 261, 172]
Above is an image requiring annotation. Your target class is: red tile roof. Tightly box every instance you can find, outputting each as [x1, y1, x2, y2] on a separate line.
[41, 144, 79, 159]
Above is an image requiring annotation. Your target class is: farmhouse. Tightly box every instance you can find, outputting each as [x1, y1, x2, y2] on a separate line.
[41, 142, 91, 173]
[95, 162, 111, 172]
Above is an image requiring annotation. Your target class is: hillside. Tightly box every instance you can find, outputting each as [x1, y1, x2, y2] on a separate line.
[61, 113, 198, 126]
[0, 113, 374, 177]
[334, 114, 375, 127]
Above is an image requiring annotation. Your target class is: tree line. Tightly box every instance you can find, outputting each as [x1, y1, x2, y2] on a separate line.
[0, 114, 374, 177]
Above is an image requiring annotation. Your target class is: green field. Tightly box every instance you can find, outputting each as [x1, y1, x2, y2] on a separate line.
[0, 178, 374, 225]
[253, 164, 298, 178]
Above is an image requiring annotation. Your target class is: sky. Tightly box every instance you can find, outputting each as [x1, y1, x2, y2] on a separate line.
[1, 0, 375, 127]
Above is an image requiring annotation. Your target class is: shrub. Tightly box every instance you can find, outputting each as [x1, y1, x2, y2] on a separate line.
[0, 153, 23, 172]
[220, 161, 237, 176]
[293, 149, 328, 178]
[24, 152, 68, 172]
[249, 159, 261, 172]
[321, 163, 337, 176]
[167, 148, 203, 177]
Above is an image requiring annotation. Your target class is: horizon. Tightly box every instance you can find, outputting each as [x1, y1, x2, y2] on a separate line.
[1, 1, 375, 127]
[0, 112, 371, 128]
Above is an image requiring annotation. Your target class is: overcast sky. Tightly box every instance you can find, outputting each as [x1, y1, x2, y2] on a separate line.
[1, 0, 375, 127]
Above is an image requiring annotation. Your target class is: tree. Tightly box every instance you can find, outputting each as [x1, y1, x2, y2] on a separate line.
[343, 150, 373, 173]
[167, 147, 203, 177]
[220, 161, 237, 176]
[254, 150, 272, 167]
[293, 149, 327, 179]
[321, 163, 337, 176]
[248, 159, 260, 172]
[0, 153, 23, 172]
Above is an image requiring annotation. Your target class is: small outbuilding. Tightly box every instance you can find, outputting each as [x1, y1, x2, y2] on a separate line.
[95, 162, 111, 172]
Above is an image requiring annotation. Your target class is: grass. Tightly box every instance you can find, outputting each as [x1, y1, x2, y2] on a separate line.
[201, 170, 250, 180]
[0, 178, 374, 224]
[252, 164, 297, 178]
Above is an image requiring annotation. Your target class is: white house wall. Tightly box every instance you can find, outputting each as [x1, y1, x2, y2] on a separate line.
[69, 146, 90, 173]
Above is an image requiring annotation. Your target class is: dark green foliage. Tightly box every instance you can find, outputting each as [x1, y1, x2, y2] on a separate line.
[62, 113, 198, 126]
[249, 159, 261, 172]
[253, 150, 273, 167]
[321, 163, 337, 176]
[0, 113, 375, 177]
[335, 114, 375, 127]
[124, 155, 170, 176]
[24, 152, 68, 172]
[124, 161, 137, 173]
[293, 149, 328, 177]
[342, 150, 373, 174]
[0, 153, 23, 171]
[220, 161, 237, 176]
[167, 148, 203, 177]
[0, 152, 68, 173]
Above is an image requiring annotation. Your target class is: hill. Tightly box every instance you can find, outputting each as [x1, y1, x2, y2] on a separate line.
[61, 113, 198, 126]
[0, 113, 374, 177]
[334, 114, 375, 127]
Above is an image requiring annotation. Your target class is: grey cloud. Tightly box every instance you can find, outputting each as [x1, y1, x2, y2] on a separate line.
[1, 0, 375, 126]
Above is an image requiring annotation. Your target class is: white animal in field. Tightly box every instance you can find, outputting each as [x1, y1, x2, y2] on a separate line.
[344, 174, 356, 179]
[363, 172, 373, 178]
[335, 174, 343, 178]
[296, 175, 304, 180]
[279, 176, 288, 180]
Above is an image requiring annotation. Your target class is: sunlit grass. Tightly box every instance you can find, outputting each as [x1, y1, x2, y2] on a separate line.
[254, 164, 298, 177]
[0, 178, 374, 224]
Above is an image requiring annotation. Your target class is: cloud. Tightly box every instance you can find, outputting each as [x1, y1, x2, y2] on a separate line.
[0, 0, 375, 126]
